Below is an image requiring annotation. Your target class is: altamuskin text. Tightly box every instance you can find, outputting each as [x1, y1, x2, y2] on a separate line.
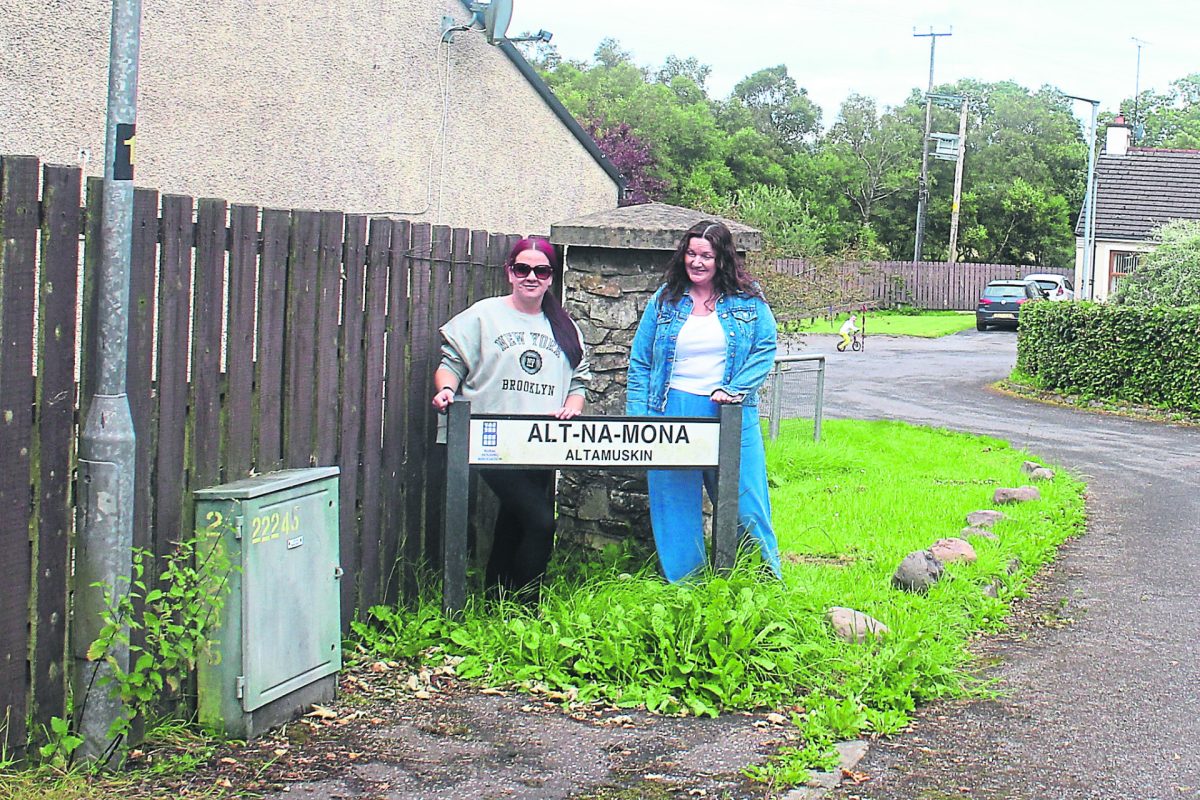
[525, 421, 692, 445]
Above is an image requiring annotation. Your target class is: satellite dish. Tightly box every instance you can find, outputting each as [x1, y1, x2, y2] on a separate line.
[480, 0, 513, 45]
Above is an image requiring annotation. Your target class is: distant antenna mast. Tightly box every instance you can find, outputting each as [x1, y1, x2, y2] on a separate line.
[1131, 37, 1149, 140]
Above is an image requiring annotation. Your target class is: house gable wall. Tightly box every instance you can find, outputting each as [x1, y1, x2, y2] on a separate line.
[1074, 237, 1155, 302]
[2, 0, 617, 232]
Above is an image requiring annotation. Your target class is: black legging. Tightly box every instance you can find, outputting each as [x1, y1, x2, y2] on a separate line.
[478, 468, 556, 598]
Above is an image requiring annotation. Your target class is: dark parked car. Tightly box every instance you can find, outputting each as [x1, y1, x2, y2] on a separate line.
[976, 280, 1044, 331]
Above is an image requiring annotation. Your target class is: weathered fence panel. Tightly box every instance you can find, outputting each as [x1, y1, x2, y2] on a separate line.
[361, 219, 392, 607]
[31, 164, 82, 738]
[0, 156, 525, 741]
[337, 215, 368, 619]
[153, 195, 194, 563]
[0, 156, 39, 753]
[284, 211, 320, 469]
[382, 219, 412, 604]
[226, 205, 259, 479]
[255, 209, 290, 473]
[314, 211, 344, 467]
[404, 223, 434, 596]
[129, 187, 159, 556]
[772, 259, 1073, 311]
[191, 199, 227, 497]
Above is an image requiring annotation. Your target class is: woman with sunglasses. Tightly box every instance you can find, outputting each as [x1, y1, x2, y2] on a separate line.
[432, 238, 590, 600]
[626, 221, 782, 582]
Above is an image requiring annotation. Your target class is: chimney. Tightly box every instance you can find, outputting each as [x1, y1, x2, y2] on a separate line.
[1106, 114, 1131, 156]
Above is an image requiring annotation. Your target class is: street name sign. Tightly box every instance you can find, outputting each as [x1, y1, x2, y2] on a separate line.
[468, 415, 721, 467]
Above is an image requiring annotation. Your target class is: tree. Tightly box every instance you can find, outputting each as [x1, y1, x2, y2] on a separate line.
[869, 81, 1085, 265]
[513, 37, 561, 70]
[538, 43, 793, 205]
[655, 56, 711, 92]
[824, 94, 920, 225]
[593, 37, 633, 69]
[711, 184, 825, 258]
[584, 120, 667, 205]
[1122, 74, 1200, 149]
[1116, 219, 1200, 306]
[729, 65, 821, 151]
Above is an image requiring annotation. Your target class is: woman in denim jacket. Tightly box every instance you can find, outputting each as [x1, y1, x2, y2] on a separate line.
[626, 221, 782, 582]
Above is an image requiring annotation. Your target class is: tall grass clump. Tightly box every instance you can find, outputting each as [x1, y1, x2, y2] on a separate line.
[355, 418, 1085, 743]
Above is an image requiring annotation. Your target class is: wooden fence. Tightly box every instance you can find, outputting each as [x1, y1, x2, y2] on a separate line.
[0, 155, 516, 752]
[773, 259, 1074, 311]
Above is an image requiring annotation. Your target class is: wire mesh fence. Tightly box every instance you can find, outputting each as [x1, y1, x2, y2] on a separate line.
[758, 354, 826, 442]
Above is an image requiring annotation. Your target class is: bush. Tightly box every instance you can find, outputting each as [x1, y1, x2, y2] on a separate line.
[1017, 300, 1200, 411]
[1115, 219, 1200, 307]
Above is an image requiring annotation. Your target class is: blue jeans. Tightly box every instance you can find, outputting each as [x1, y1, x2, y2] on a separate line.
[646, 389, 782, 582]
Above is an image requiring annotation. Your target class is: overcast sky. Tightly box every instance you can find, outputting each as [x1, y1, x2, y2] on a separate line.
[507, 0, 1197, 126]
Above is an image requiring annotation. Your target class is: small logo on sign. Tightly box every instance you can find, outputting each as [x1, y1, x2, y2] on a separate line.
[519, 350, 543, 374]
[286, 536, 303, 550]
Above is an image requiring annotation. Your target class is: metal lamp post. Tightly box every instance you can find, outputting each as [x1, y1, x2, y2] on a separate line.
[71, 0, 142, 763]
[1065, 95, 1100, 300]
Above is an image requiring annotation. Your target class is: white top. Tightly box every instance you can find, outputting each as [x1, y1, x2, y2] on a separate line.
[669, 312, 726, 395]
[839, 318, 859, 335]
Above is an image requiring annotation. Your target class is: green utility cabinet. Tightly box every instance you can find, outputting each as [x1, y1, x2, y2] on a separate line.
[196, 467, 342, 738]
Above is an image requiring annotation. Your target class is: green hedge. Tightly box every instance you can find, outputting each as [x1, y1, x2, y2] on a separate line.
[1017, 301, 1200, 412]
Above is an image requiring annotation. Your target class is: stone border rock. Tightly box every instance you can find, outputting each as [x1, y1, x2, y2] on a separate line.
[781, 739, 870, 799]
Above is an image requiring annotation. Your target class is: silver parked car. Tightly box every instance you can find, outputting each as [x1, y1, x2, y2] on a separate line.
[1024, 273, 1075, 301]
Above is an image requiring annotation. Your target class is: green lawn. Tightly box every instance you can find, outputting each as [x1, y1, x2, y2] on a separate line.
[785, 310, 976, 337]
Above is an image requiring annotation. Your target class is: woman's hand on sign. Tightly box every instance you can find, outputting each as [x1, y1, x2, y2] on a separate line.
[432, 387, 455, 412]
[553, 395, 585, 419]
[710, 389, 743, 405]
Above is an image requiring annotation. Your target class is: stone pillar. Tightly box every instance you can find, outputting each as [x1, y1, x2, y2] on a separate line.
[549, 203, 762, 551]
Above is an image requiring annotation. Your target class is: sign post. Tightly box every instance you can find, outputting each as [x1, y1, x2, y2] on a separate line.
[441, 402, 742, 613]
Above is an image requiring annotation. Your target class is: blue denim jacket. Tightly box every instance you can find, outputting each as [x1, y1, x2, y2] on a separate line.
[626, 286, 778, 414]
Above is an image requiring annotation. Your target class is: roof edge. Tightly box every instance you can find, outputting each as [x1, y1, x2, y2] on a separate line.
[1127, 147, 1200, 155]
[455, 1, 626, 196]
[497, 41, 626, 194]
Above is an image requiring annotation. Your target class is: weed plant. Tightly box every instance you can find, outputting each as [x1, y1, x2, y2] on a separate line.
[355, 419, 1085, 756]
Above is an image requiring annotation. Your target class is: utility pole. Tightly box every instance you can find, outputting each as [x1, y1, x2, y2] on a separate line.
[72, 0, 142, 763]
[947, 95, 969, 265]
[912, 27, 952, 263]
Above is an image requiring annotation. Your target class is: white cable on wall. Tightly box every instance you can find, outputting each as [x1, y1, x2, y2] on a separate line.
[365, 24, 459, 217]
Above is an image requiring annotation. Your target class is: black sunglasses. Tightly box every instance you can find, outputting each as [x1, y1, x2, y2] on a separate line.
[511, 263, 554, 280]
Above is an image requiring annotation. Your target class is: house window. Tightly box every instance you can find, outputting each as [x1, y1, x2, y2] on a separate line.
[1109, 251, 1141, 295]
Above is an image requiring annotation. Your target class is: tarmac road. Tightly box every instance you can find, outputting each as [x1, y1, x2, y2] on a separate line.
[797, 329, 1200, 800]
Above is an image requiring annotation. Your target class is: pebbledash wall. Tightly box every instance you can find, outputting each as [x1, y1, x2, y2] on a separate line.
[1, 0, 618, 232]
[550, 203, 763, 548]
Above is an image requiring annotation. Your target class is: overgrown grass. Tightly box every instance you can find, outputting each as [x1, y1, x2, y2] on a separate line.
[0, 761, 138, 800]
[0, 718, 224, 800]
[784, 310, 976, 337]
[355, 418, 1085, 763]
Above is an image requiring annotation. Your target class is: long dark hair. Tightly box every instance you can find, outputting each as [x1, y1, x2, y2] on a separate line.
[659, 221, 763, 306]
[505, 238, 584, 368]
